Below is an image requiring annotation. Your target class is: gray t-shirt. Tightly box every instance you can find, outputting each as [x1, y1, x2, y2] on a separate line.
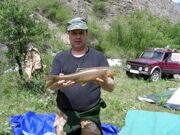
[51, 47, 109, 112]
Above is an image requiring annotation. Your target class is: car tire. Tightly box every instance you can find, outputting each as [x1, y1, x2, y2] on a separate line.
[150, 69, 161, 82]
[126, 71, 133, 78]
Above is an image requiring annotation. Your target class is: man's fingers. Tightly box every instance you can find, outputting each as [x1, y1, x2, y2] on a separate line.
[49, 78, 75, 89]
[49, 82, 62, 90]
[57, 80, 65, 84]
[63, 80, 75, 86]
[48, 80, 65, 90]
[95, 77, 104, 82]
[68, 81, 75, 85]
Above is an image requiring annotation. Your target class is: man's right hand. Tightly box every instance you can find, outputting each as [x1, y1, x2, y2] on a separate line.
[48, 73, 75, 90]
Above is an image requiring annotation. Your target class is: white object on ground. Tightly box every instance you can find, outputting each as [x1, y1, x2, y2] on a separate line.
[107, 59, 122, 67]
[166, 87, 180, 105]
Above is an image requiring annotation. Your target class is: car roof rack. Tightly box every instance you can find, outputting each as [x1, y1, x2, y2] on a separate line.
[146, 47, 178, 52]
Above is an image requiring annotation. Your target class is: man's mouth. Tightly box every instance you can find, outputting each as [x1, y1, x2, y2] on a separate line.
[75, 41, 81, 44]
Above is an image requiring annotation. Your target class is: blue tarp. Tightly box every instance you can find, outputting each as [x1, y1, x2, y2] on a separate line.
[10, 111, 56, 135]
[119, 110, 180, 135]
[102, 123, 120, 135]
[10, 111, 120, 135]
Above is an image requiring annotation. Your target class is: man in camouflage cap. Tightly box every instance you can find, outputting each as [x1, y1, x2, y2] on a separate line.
[50, 17, 115, 135]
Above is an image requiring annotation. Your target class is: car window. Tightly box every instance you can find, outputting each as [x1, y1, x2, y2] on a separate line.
[163, 52, 171, 60]
[168, 53, 180, 62]
[141, 51, 163, 60]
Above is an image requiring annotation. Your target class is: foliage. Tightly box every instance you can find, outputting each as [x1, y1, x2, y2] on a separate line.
[0, 47, 8, 75]
[106, 10, 180, 57]
[0, 73, 56, 134]
[19, 74, 46, 93]
[167, 22, 180, 48]
[92, 0, 107, 18]
[88, 18, 106, 53]
[88, 18, 102, 39]
[36, 0, 72, 28]
[0, 0, 50, 78]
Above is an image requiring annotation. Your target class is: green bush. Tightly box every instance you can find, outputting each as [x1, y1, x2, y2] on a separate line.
[167, 22, 180, 48]
[0, 0, 50, 78]
[92, 0, 107, 18]
[88, 18, 103, 39]
[106, 10, 180, 57]
[88, 18, 107, 53]
[37, 0, 72, 27]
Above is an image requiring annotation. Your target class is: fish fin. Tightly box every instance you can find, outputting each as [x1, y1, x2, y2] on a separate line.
[75, 68, 81, 72]
[80, 82, 87, 86]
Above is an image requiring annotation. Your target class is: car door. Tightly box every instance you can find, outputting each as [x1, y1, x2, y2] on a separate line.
[160, 52, 171, 74]
[165, 52, 180, 74]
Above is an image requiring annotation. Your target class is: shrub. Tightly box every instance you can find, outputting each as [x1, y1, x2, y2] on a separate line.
[92, 0, 107, 18]
[106, 10, 179, 57]
[0, 0, 50, 78]
[37, 0, 72, 27]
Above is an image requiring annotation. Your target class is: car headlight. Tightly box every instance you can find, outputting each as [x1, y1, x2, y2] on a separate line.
[144, 67, 149, 72]
[126, 64, 131, 69]
[138, 67, 142, 71]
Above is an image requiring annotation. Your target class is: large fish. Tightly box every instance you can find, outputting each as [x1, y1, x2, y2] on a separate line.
[46, 67, 119, 90]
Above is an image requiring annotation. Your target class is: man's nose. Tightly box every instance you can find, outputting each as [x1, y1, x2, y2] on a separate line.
[76, 34, 81, 38]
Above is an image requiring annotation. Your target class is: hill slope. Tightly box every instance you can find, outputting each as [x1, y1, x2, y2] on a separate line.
[61, 0, 180, 24]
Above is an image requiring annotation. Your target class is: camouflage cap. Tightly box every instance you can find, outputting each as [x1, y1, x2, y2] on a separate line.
[67, 17, 88, 31]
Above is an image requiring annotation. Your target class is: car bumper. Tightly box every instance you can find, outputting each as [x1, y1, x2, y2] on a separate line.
[124, 68, 150, 75]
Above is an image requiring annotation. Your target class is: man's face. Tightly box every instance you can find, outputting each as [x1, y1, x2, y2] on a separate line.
[68, 29, 88, 50]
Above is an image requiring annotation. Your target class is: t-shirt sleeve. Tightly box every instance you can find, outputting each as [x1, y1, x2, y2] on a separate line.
[50, 55, 62, 75]
[99, 54, 109, 67]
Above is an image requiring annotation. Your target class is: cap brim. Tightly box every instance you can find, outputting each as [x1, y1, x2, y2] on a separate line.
[67, 25, 88, 31]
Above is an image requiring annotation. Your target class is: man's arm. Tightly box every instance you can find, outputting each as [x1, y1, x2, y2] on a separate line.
[95, 77, 115, 92]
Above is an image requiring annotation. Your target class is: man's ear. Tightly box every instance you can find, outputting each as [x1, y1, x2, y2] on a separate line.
[86, 30, 88, 36]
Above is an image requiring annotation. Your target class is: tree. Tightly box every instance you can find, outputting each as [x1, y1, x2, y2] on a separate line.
[0, 0, 49, 78]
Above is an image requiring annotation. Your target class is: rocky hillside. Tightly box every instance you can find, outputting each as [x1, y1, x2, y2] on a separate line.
[61, 0, 180, 25]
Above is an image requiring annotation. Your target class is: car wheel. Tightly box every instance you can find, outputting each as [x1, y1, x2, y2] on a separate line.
[150, 69, 161, 82]
[126, 71, 134, 78]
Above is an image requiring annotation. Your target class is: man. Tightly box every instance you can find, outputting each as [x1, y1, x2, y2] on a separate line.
[50, 17, 115, 135]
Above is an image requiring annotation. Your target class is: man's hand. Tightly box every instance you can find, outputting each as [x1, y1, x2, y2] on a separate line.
[48, 73, 75, 90]
[94, 77, 115, 92]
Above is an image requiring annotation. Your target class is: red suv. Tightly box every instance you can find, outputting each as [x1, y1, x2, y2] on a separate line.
[124, 48, 180, 81]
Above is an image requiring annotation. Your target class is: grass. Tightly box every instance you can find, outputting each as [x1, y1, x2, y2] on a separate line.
[0, 70, 179, 134]
[101, 72, 180, 127]
[0, 73, 56, 134]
